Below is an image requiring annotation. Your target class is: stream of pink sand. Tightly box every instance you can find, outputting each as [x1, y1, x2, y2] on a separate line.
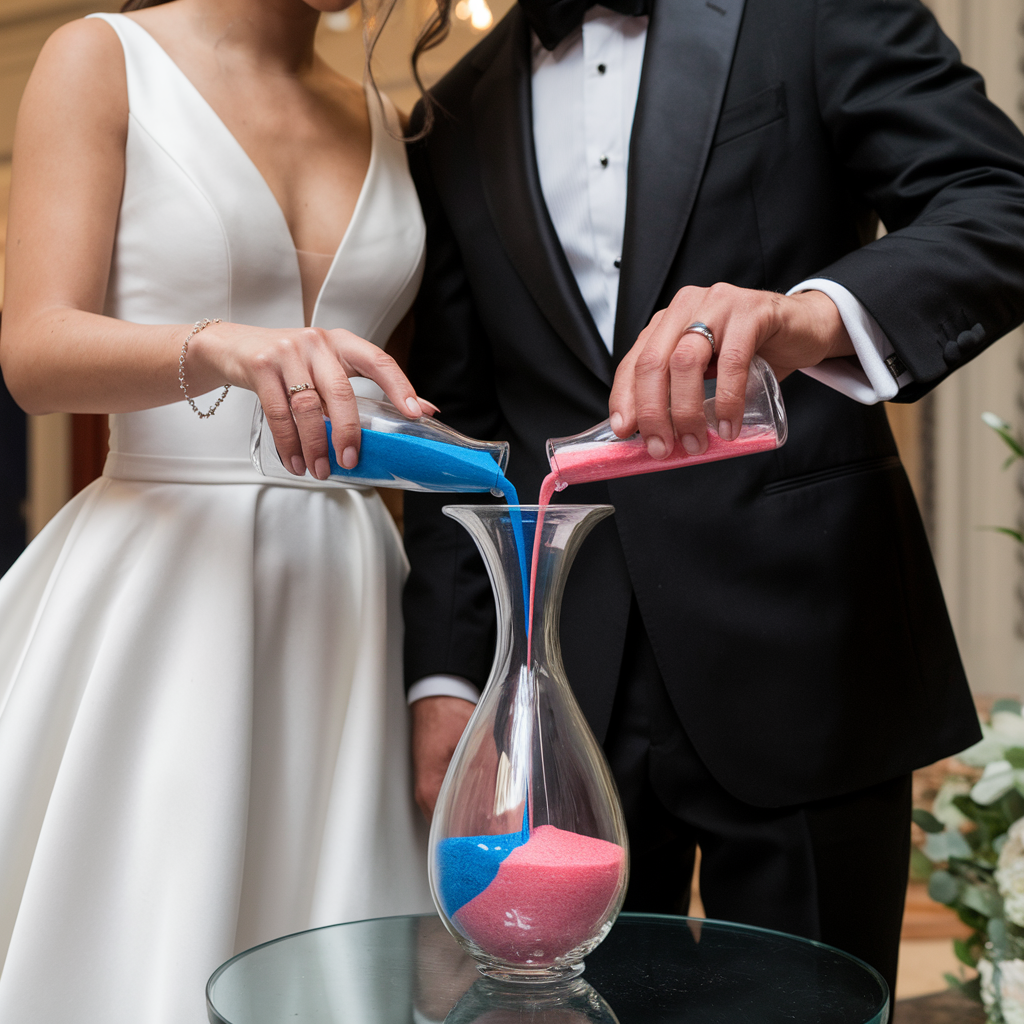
[525, 429, 777, 659]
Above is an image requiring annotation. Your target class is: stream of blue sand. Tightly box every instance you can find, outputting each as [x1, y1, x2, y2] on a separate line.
[327, 426, 536, 915]
[326, 424, 531, 624]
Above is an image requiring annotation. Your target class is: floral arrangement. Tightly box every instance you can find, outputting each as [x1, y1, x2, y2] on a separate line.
[917, 412, 1024, 1022]
[920, 700, 1024, 1021]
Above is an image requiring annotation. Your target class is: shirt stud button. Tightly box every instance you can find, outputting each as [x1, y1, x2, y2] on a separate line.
[614, 259, 622, 269]
[600, 155, 609, 168]
[597, 63, 607, 74]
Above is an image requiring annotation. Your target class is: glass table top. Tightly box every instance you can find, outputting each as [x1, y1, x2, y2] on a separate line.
[207, 913, 889, 1024]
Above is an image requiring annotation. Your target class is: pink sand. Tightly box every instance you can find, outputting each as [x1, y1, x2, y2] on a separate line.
[453, 824, 625, 964]
[551, 428, 778, 485]
[526, 430, 776, 654]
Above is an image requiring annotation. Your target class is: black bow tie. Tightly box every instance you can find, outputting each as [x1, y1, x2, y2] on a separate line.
[520, 0, 653, 50]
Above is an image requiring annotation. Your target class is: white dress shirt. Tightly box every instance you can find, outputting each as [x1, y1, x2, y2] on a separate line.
[409, 6, 912, 706]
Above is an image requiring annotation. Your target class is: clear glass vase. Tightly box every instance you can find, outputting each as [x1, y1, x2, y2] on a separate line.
[429, 504, 629, 984]
[546, 354, 787, 486]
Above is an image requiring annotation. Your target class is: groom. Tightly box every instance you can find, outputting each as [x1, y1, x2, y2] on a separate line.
[401, 0, 1024, 993]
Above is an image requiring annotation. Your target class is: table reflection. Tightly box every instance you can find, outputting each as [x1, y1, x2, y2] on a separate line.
[207, 913, 890, 1024]
[442, 978, 618, 1024]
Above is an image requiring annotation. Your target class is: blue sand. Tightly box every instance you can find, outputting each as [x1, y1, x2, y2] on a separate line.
[495, 479, 530, 631]
[436, 825, 529, 917]
[327, 424, 504, 492]
[326, 424, 531, 629]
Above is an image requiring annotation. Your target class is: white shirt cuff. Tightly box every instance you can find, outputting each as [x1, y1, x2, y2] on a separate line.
[407, 675, 481, 706]
[788, 278, 913, 405]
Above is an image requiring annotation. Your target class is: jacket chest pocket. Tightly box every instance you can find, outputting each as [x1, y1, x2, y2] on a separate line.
[713, 83, 787, 147]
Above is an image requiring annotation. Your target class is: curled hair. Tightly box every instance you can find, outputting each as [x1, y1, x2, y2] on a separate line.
[121, 0, 452, 138]
[365, 0, 452, 139]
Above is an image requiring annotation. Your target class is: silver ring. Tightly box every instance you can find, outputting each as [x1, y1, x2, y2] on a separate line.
[683, 321, 715, 355]
[288, 383, 315, 396]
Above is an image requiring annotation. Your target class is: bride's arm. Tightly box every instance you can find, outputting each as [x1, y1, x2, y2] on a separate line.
[0, 18, 426, 479]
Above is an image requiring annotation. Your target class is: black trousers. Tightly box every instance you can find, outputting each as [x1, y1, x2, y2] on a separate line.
[603, 603, 911, 998]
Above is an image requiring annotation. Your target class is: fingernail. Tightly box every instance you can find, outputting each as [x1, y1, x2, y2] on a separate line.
[610, 412, 623, 434]
[290, 456, 306, 475]
[682, 434, 701, 455]
[342, 447, 358, 470]
[315, 457, 330, 480]
[719, 419, 734, 441]
[406, 397, 423, 416]
[647, 437, 668, 459]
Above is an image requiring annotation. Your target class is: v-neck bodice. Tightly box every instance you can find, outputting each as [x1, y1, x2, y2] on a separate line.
[90, 12, 426, 483]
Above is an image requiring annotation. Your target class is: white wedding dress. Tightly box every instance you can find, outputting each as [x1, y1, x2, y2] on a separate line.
[0, 13, 432, 1023]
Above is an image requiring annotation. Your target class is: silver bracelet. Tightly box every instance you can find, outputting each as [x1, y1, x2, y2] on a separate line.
[178, 318, 230, 419]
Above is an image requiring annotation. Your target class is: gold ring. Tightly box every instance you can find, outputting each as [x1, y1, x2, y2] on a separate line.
[288, 383, 315, 396]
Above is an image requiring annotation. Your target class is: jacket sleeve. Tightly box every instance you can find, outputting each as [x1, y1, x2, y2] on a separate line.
[811, 0, 1024, 400]
[401, 117, 503, 692]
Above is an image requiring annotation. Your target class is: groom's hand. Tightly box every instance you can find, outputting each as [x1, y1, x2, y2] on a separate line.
[608, 285, 853, 454]
[411, 696, 475, 821]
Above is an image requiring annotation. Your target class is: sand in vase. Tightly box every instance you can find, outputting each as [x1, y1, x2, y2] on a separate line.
[449, 826, 626, 964]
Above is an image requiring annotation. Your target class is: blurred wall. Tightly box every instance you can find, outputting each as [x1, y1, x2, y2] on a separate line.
[923, 0, 1024, 697]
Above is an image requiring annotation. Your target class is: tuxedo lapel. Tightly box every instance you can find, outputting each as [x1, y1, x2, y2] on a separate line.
[472, 10, 614, 387]
[613, 0, 746, 359]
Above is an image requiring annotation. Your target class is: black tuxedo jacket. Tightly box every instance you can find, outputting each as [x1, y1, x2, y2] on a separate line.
[402, 0, 1024, 807]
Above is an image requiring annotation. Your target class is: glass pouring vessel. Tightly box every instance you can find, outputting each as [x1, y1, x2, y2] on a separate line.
[546, 354, 787, 487]
[251, 398, 511, 494]
[429, 505, 629, 983]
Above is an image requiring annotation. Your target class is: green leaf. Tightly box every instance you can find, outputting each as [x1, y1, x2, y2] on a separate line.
[1001, 788, 1024, 822]
[953, 795, 988, 823]
[1004, 747, 1024, 768]
[989, 917, 1010, 963]
[956, 906, 989, 931]
[982, 411, 1024, 461]
[945, 972, 984, 1005]
[983, 525, 1024, 545]
[910, 846, 935, 882]
[953, 937, 980, 967]
[929, 870, 960, 905]
[925, 829, 973, 862]
[963, 885, 1003, 919]
[914, 808, 945, 833]
[993, 699, 1024, 716]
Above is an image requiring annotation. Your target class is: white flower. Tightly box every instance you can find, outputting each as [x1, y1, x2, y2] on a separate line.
[934, 777, 973, 830]
[999, 863, 1024, 929]
[979, 959, 998, 1016]
[972, 760, 1024, 806]
[978, 958, 1024, 1024]
[1000, 820, 1024, 868]
[1000, 960, 1024, 1024]
[997, 821, 1024, 927]
[961, 711, 1024, 769]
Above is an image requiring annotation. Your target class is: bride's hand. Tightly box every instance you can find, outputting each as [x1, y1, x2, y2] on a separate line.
[190, 322, 428, 480]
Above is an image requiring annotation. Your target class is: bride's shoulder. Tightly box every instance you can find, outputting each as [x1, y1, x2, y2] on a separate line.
[36, 16, 125, 78]
[26, 17, 127, 127]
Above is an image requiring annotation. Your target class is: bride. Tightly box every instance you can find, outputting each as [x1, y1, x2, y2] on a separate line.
[0, 0, 446, 1017]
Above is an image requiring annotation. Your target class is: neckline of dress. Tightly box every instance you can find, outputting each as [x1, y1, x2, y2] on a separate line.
[113, 13, 380, 326]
